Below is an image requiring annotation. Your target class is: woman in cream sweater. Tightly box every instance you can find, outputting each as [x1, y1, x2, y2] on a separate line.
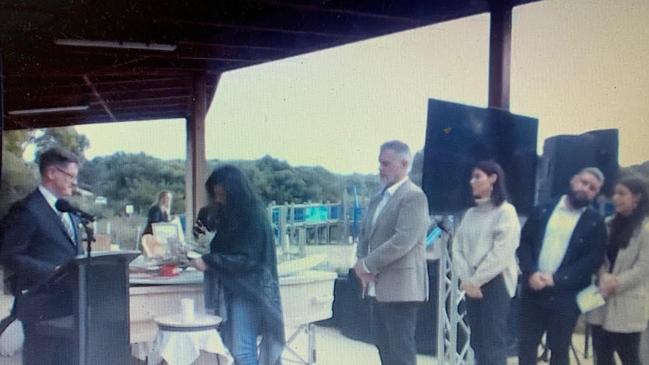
[588, 176, 649, 365]
[453, 160, 521, 365]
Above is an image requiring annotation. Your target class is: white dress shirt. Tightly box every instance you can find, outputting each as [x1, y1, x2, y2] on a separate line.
[39, 185, 61, 214]
[538, 195, 586, 274]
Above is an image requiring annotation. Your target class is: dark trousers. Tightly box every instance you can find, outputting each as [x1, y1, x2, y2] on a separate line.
[22, 321, 72, 365]
[518, 296, 580, 365]
[466, 275, 511, 365]
[591, 325, 641, 365]
[372, 300, 421, 365]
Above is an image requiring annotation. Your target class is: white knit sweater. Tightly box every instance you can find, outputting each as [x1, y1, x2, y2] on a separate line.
[452, 198, 521, 297]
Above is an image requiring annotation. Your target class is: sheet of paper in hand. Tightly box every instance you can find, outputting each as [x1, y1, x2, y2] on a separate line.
[576, 284, 606, 313]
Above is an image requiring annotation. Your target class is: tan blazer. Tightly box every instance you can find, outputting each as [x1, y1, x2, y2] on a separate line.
[588, 218, 649, 333]
[357, 180, 430, 302]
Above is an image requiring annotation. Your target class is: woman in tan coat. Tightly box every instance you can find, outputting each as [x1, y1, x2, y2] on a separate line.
[588, 176, 649, 365]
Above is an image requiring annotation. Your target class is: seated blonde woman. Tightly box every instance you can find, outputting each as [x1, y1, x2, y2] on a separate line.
[143, 190, 172, 236]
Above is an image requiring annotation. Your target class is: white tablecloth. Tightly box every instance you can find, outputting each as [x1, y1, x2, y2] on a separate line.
[147, 328, 233, 365]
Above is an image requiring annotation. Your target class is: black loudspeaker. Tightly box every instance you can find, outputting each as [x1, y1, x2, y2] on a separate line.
[422, 99, 538, 214]
[537, 129, 618, 202]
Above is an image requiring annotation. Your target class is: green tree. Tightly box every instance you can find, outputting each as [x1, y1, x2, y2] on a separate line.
[79, 153, 185, 215]
[77, 151, 378, 218]
[4, 129, 33, 156]
[206, 155, 379, 205]
[1, 131, 37, 216]
[33, 127, 90, 161]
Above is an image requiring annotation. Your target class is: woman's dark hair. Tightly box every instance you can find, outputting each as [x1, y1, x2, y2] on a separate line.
[205, 165, 261, 232]
[473, 160, 509, 206]
[609, 176, 649, 249]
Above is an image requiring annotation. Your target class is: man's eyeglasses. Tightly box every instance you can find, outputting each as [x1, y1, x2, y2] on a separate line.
[55, 167, 78, 180]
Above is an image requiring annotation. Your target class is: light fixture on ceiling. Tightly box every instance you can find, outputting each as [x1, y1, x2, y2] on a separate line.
[54, 39, 177, 52]
[8, 105, 90, 116]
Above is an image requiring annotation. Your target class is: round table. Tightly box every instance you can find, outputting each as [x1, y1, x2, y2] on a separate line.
[147, 314, 232, 365]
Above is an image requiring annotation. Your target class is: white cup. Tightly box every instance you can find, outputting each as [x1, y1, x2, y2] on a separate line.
[180, 298, 195, 323]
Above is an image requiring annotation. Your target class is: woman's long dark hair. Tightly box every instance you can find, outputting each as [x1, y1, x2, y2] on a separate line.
[609, 177, 649, 249]
[205, 165, 261, 232]
[473, 160, 509, 206]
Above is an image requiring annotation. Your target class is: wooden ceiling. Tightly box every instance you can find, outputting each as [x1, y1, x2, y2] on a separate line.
[1, 0, 539, 130]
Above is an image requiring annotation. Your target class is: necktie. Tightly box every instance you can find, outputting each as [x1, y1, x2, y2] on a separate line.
[371, 189, 390, 227]
[60, 212, 75, 242]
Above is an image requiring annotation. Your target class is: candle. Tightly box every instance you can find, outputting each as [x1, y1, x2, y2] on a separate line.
[181, 298, 195, 323]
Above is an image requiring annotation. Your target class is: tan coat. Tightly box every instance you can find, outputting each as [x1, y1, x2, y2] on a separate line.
[588, 218, 649, 333]
[357, 180, 430, 302]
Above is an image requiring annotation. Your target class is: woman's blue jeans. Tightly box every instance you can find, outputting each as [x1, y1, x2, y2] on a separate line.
[222, 292, 261, 365]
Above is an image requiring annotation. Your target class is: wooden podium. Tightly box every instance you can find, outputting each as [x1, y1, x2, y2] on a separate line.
[35, 251, 139, 365]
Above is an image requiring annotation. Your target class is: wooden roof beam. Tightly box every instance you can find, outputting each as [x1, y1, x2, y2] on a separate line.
[5, 78, 194, 94]
[6, 69, 194, 78]
[177, 40, 292, 52]
[5, 86, 199, 109]
[5, 110, 186, 128]
[107, 103, 189, 112]
[96, 95, 191, 106]
[68, 49, 273, 63]
[156, 18, 356, 40]
[83, 75, 117, 122]
[4, 88, 192, 106]
[261, 0, 424, 25]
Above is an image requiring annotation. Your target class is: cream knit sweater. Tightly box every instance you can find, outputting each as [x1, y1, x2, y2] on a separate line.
[452, 198, 521, 297]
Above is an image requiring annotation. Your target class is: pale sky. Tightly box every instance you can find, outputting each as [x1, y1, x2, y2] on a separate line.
[75, 0, 649, 174]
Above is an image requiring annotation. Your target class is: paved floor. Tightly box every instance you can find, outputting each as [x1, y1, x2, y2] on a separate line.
[0, 293, 597, 365]
[0, 324, 598, 365]
[289, 326, 594, 365]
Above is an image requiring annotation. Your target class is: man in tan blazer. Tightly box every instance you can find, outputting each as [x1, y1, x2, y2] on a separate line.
[354, 140, 430, 365]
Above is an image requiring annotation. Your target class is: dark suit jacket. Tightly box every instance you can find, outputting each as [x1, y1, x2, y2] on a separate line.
[0, 189, 82, 322]
[517, 198, 606, 312]
[147, 205, 169, 224]
[203, 203, 284, 364]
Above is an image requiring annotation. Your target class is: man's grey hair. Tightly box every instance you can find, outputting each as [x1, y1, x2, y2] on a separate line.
[380, 140, 412, 164]
[578, 166, 605, 185]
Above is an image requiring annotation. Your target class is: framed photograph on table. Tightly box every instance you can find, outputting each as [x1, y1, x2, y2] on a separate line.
[145, 219, 186, 260]
[152, 222, 182, 248]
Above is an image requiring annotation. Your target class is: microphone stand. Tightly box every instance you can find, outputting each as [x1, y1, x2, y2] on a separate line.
[80, 219, 95, 259]
[79, 217, 95, 364]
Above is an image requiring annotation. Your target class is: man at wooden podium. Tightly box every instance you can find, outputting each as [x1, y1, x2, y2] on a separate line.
[0, 147, 83, 365]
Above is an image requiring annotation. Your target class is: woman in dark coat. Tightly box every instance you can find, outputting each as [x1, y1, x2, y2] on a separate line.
[190, 165, 284, 365]
[143, 190, 172, 235]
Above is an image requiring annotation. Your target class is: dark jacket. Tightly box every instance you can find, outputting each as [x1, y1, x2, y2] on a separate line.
[143, 205, 169, 235]
[517, 198, 606, 312]
[0, 189, 82, 322]
[202, 203, 284, 364]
